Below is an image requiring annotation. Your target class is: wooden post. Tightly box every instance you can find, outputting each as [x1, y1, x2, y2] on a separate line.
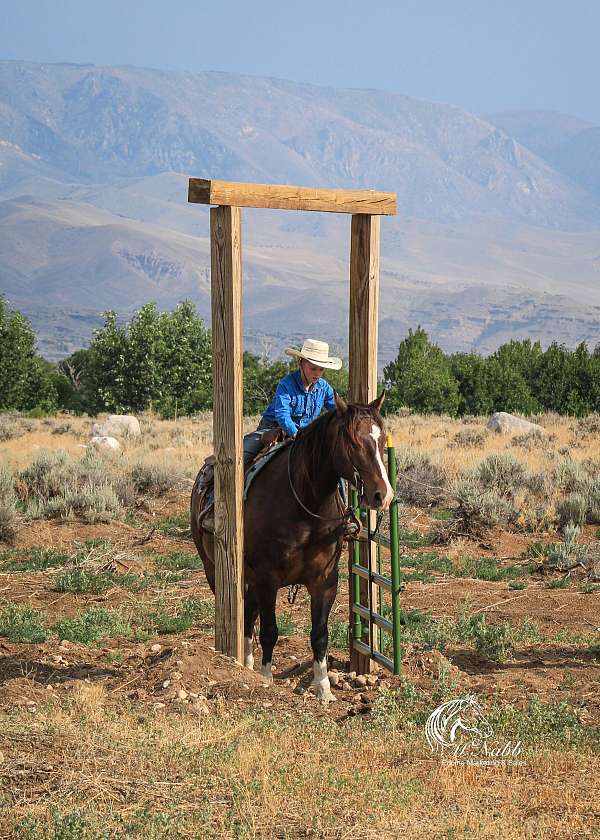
[348, 213, 381, 674]
[210, 205, 244, 663]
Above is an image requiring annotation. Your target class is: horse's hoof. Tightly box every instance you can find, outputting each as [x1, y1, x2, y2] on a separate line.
[312, 682, 336, 703]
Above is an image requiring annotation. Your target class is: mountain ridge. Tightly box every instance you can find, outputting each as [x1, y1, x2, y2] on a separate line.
[1, 60, 599, 361]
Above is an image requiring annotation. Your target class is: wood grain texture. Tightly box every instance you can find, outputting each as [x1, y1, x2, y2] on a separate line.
[210, 205, 244, 663]
[189, 178, 396, 215]
[348, 213, 381, 674]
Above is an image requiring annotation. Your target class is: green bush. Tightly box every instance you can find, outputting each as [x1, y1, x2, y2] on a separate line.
[54, 608, 131, 644]
[19, 450, 123, 523]
[0, 601, 48, 643]
[476, 452, 527, 497]
[0, 467, 19, 544]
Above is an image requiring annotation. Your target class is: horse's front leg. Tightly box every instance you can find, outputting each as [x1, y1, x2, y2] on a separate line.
[258, 583, 278, 682]
[308, 571, 338, 703]
[244, 586, 259, 670]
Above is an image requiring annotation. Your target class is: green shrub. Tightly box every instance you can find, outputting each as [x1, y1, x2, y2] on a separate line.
[54, 608, 131, 644]
[154, 551, 203, 571]
[0, 601, 48, 643]
[0, 547, 70, 571]
[128, 462, 180, 496]
[544, 523, 588, 570]
[54, 568, 115, 594]
[0, 467, 19, 544]
[556, 494, 588, 529]
[452, 477, 513, 533]
[395, 448, 447, 507]
[20, 450, 123, 523]
[476, 452, 527, 497]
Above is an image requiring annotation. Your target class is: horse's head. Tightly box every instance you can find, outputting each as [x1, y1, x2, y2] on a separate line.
[333, 392, 394, 510]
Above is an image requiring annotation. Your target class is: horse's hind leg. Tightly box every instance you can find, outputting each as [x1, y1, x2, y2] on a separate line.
[308, 573, 338, 703]
[244, 587, 259, 670]
[257, 584, 278, 682]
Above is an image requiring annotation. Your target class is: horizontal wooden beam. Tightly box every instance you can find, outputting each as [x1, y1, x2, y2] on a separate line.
[188, 178, 396, 216]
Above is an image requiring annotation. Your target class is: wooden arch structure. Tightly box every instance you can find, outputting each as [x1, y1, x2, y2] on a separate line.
[188, 178, 397, 673]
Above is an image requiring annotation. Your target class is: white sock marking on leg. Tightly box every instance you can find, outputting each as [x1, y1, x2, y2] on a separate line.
[311, 658, 334, 701]
[260, 661, 273, 681]
[370, 425, 394, 508]
[244, 637, 254, 670]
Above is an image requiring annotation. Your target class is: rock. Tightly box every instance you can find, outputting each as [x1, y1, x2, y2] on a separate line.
[90, 435, 121, 451]
[328, 671, 340, 687]
[153, 702, 166, 710]
[91, 415, 141, 438]
[366, 675, 378, 686]
[486, 412, 544, 436]
[348, 671, 357, 680]
[150, 643, 162, 653]
[360, 693, 370, 704]
[162, 680, 171, 689]
[170, 671, 182, 682]
[354, 675, 367, 688]
[177, 689, 188, 700]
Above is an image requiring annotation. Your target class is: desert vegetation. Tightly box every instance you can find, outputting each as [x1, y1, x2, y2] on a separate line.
[0, 407, 599, 837]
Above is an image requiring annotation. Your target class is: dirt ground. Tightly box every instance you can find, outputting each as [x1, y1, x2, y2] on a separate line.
[1, 491, 599, 727]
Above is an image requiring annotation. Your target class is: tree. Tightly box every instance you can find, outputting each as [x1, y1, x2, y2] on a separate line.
[0, 297, 57, 412]
[80, 302, 212, 416]
[449, 352, 494, 416]
[533, 342, 593, 416]
[383, 327, 459, 415]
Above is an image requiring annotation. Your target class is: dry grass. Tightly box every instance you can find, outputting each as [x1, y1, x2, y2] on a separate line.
[1, 693, 598, 839]
[1, 409, 600, 839]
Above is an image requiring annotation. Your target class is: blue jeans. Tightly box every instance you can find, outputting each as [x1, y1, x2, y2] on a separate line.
[243, 418, 279, 468]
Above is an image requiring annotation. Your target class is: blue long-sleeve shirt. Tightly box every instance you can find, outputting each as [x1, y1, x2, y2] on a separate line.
[261, 370, 337, 437]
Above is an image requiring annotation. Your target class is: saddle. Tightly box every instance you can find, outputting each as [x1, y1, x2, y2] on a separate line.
[193, 428, 289, 530]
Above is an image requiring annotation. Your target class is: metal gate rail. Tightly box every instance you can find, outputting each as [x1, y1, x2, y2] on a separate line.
[350, 434, 402, 674]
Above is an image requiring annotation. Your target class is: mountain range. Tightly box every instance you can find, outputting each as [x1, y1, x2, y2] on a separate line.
[0, 60, 599, 362]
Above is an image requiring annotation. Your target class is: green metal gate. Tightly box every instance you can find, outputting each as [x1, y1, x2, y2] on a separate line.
[350, 434, 402, 674]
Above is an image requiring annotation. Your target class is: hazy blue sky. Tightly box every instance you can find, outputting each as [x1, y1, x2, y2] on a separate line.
[1, 0, 598, 123]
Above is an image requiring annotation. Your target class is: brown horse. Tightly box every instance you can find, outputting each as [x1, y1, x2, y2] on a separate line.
[190, 393, 393, 701]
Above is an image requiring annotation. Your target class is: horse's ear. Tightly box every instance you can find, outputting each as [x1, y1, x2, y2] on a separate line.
[369, 391, 386, 413]
[334, 392, 348, 414]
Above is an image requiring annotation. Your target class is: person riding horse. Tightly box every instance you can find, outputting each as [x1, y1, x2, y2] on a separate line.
[243, 338, 342, 467]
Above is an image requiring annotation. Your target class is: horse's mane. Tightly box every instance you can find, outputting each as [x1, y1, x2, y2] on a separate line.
[290, 401, 384, 502]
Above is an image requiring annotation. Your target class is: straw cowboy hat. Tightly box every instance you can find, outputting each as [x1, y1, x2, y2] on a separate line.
[285, 338, 342, 371]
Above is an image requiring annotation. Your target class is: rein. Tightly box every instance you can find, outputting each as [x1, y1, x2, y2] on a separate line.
[286, 442, 350, 523]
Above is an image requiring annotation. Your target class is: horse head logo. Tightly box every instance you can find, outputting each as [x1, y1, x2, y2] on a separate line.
[425, 694, 493, 752]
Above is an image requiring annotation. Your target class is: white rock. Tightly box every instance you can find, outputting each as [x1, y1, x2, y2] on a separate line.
[177, 689, 188, 700]
[90, 435, 121, 451]
[150, 643, 162, 653]
[91, 414, 141, 438]
[486, 412, 544, 436]
[354, 675, 368, 688]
